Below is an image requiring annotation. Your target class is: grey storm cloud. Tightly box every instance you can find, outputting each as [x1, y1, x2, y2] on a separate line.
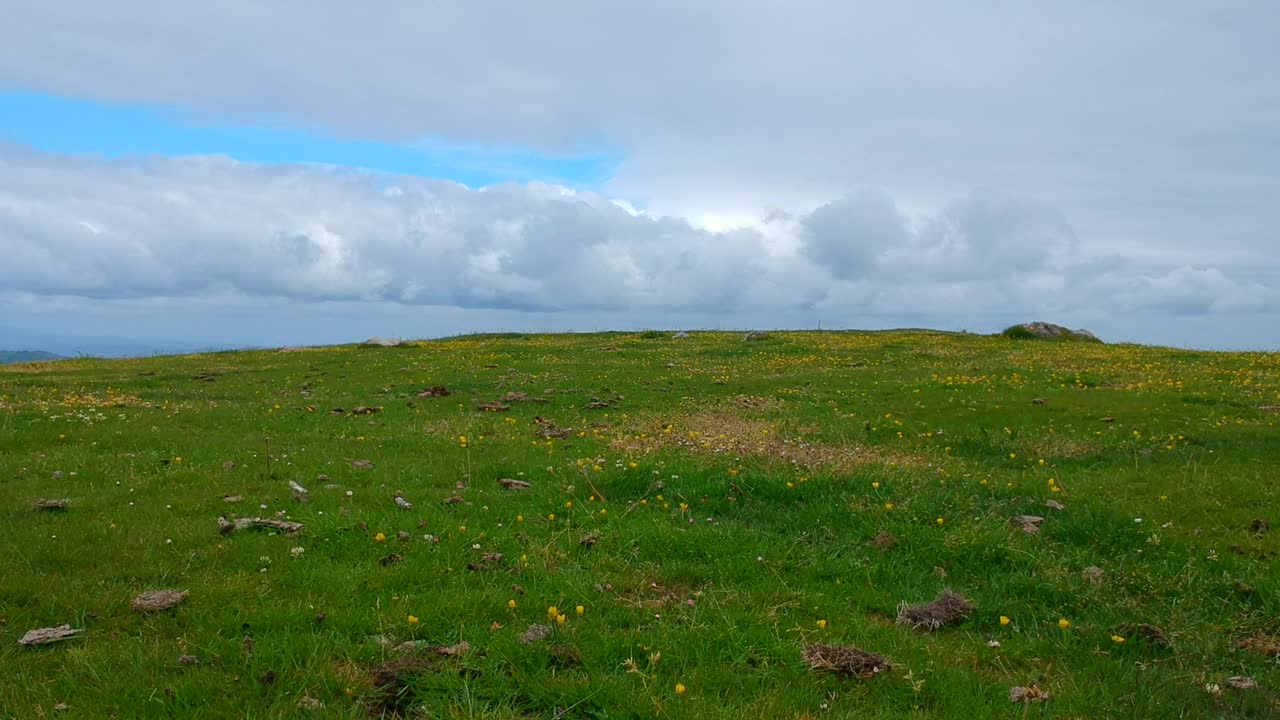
[1, 146, 1271, 324]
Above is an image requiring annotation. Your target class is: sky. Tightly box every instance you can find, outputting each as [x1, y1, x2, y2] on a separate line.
[1, 1, 1278, 353]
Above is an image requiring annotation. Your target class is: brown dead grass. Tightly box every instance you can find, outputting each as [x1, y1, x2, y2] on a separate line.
[610, 411, 919, 471]
[1237, 633, 1280, 657]
[1021, 435, 1103, 459]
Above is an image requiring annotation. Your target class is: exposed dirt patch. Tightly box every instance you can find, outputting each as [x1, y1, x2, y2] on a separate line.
[614, 579, 698, 609]
[369, 657, 438, 715]
[550, 643, 583, 668]
[868, 530, 899, 551]
[1237, 633, 1280, 657]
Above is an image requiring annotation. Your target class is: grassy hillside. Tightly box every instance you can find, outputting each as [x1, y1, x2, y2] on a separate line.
[1, 331, 1277, 718]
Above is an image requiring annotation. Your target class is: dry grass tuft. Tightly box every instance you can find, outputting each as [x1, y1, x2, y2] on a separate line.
[1111, 623, 1170, 647]
[802, 644, 891, 678]
[896, 590, 974, 630]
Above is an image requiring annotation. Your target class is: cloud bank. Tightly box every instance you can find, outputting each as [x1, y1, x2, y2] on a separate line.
[2, 147, 1272, 332]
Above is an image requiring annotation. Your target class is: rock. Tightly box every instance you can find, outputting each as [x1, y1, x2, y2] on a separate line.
[218, 516, 304, 535]
[520, 624, 553, 644]
[1005, 321, 1101, 343]
[1009, 685, 1050, 703]
[131, 589, 189, 612]
[364, 337, 402, 347]
[19, 625, 83, 646]
[288, 480, 309, 499]
[418, 385, 450, 397]
[1011, 515, 1046, 534]
[1226, 676, 1257, 691]
[1044, 500, 1066, 511]
[743, 331, 770, 341]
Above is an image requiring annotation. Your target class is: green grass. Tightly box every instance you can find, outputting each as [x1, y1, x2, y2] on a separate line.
[1, 330, 1278, 718]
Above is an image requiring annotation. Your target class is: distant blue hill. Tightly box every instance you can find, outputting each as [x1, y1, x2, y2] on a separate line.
[0, 350, 67, 364]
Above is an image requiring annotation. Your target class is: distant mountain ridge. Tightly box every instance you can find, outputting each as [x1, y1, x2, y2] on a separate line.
[0, 350, 67, 364]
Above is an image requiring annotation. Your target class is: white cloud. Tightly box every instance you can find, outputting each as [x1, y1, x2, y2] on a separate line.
[1, 146, 1273, 345]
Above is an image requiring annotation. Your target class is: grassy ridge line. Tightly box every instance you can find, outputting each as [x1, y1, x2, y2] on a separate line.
[0, 330, 1277, 718]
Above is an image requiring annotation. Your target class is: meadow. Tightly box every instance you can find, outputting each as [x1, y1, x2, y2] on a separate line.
[1, 330, 1277, 718]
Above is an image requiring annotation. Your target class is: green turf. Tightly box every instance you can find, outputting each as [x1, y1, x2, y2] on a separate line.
[1, 330, 1277, 718]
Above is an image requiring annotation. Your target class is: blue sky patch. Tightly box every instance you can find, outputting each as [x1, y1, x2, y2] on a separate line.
[0, 90, 619, 189]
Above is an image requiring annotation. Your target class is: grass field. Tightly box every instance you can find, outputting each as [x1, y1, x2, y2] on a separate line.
[2, 330, 1278, 718]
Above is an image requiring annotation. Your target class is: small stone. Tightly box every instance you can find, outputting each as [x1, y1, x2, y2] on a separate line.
[131, 589, 189, 612]
[520, 624, 553, 644]
[1226, 676, 1257, 691]
[18, 625, 82, 646]
[1011, 515, 1045, 534]
[1009, 685, 1050, 703]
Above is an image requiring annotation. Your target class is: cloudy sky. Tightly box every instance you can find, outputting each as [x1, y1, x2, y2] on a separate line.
[1, 2, 1277, 352]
